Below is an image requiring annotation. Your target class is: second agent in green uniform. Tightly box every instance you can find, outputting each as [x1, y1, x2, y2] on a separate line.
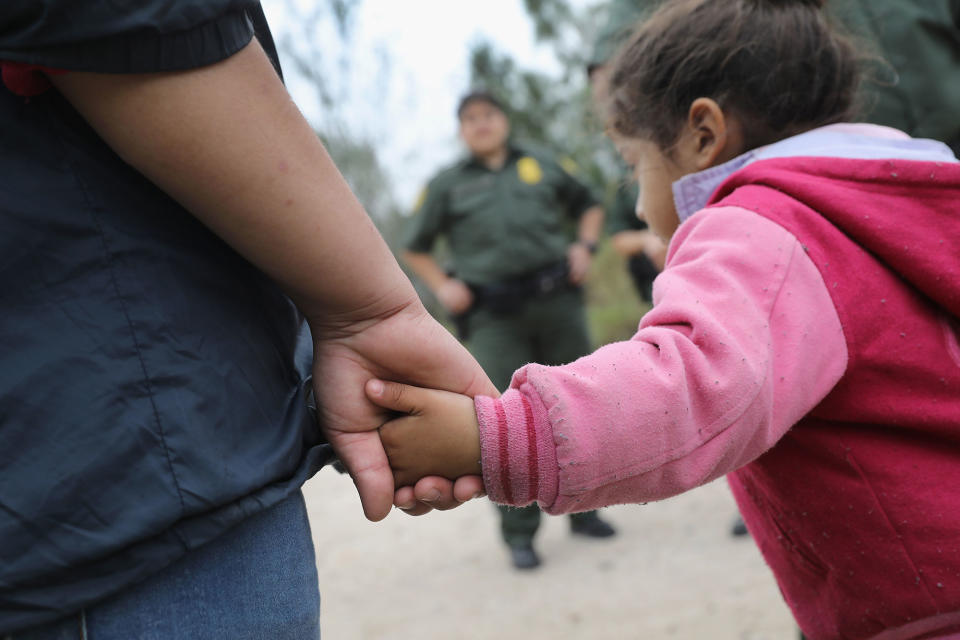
[586, 0, 667, 307]
[588, 0, 960, 154]
[604, 179, 665, 305]
[402, 91, 616, 570]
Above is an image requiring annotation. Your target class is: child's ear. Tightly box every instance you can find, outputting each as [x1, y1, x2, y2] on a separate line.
[683, 98, 743, 170]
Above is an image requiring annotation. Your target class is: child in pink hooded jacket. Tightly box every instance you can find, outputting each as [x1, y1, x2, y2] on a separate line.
[367, 0, 960, 637]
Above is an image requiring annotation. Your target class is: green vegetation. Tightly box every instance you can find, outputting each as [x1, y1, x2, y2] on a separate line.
[586, 245, 651, 347]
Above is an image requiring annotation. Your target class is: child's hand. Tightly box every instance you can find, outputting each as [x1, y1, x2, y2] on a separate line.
[365, 379, 483, 488]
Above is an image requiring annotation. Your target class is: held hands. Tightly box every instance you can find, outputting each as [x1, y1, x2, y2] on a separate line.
[365, 379, 483, 487]
[311, 301, 494, 521]
[49, 41, 489, 523]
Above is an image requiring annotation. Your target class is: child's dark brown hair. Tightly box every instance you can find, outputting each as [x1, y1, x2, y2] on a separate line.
[607, 0, 861, 153]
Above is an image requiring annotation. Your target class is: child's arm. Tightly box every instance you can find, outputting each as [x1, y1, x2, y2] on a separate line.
[366, 380, 483, 487]
[395, 207, 850, 515]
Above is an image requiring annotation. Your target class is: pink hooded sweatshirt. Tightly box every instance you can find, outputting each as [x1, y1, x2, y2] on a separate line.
[474, 125, 960, 639]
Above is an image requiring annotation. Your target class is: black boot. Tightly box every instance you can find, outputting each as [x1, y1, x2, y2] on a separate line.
[508, 543, 541, 570]
[570, 514, 617, 538]
[730, 515, 749, 538]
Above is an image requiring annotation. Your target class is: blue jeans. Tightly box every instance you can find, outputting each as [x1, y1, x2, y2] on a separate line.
[8, 492, 320, 640]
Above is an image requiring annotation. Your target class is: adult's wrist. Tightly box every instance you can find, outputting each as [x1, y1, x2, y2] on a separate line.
[305, 290, 423, 338]
[576, 240, 598, 255]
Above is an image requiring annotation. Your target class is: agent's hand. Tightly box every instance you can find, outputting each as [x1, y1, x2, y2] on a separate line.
[365, 379, 482, 487]
[567, 242, 593, 285]
[436, 278, 474, 315]
[641, 232, 668, 271]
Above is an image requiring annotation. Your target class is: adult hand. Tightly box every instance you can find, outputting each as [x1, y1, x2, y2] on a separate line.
[641, 231, 668, 270]
[312, 299, 496, 521]
[567, 242, 593, 285]
[436, 278, 474, 314]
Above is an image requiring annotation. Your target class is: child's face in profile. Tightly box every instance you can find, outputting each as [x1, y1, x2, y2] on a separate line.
[617, 137, 687, 242]
[612, 98, 745, 243]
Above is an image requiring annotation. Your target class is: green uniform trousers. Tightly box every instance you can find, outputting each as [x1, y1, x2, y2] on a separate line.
[465, 286, 601, 546]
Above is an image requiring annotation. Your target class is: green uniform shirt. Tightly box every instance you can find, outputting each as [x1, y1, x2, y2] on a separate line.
[831, 0, 960, 148]
[589, 0, 960, 149]
[404, 145, 599, 285]
[606, 180, 643, 235]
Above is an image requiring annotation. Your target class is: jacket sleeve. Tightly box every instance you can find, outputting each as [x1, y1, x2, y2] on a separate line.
[605, 181, 645, 235]
[402, 177, 450, 254]
[475, 205, 848, 513]
[0, 1, 268, 73]
[551, 156, 600, 219]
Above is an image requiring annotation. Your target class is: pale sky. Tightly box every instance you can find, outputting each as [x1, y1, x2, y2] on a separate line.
[264, 0, 594, 209]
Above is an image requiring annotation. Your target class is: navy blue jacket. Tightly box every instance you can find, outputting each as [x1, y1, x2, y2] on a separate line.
[0, 3, 332, 633]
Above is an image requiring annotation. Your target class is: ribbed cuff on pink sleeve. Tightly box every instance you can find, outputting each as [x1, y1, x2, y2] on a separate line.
[475, 388, 558, 508]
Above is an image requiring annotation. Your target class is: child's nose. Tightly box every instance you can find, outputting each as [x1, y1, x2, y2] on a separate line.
[635, 200, 646, 222]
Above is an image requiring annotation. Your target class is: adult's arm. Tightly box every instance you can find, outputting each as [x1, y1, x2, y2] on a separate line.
[609, 229, 649, 257]
[51, 39, 493, 521]
[577, 205, 605, 246]
[402, 251, 474, 315]
[568, 204, 604, 284]
[610, 230, 668, 269]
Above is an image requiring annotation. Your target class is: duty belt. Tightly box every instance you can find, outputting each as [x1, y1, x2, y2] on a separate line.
[468, 261, 572, 314]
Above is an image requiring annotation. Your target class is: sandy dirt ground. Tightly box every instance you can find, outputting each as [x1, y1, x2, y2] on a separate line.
[303, 468, 800, 640]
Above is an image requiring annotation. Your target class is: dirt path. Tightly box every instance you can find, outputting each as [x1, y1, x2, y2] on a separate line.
[303, 468, 799, 639]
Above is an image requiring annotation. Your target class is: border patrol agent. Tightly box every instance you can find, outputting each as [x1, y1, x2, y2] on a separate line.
[402, 91, 616, 570]
[604, 180, 665, 305]
[831, 0, 960, 156]
[586, 0, 667, 307]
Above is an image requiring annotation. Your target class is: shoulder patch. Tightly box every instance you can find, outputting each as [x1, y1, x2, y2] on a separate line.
[517, 156, 543, 185]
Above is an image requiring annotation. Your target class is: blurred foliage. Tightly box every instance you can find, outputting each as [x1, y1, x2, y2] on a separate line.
[522, 0, 575, 42]
[587, 244, 651, 344]
[277, 0, 359, 109]
[277, 0, 647, 346]
[275, 0, 450, 322]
